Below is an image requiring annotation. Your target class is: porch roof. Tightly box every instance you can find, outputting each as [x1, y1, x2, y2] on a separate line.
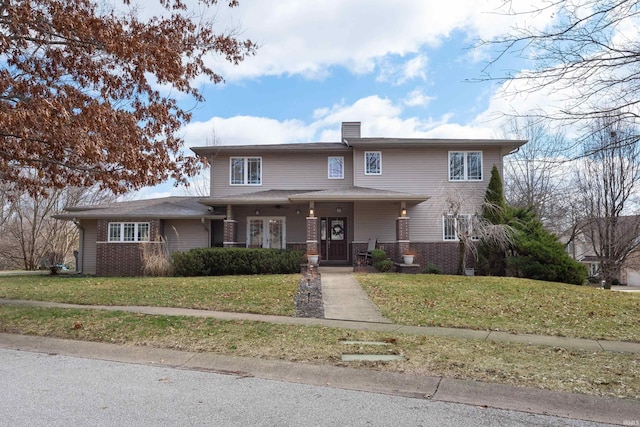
[199, 187, 429, 205]
[54, 197, 225, 220]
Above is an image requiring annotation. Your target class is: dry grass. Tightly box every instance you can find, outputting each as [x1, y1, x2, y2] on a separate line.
[1, 305, 638, 400]
[0, 275, 298, 316]
[141, 238, 174, 277]
[356, 273, 640, 342]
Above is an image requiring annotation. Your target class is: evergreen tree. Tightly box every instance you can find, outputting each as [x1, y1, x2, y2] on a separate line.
[478, 165, 508, 276]
[506, 208, 587, 285]
[478, 164, 587, 284]
[483, 165, 507, 224]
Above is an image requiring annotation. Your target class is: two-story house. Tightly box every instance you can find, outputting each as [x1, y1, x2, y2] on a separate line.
[55, 122, 526, 276]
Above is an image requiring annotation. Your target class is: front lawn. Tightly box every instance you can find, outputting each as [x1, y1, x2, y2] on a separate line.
[1, 273, 639, 342]
[0, 305, 638, 400]
[356, 274, 640, 342]
[1, 273, 640, 399]
[0, 275, 298, 316]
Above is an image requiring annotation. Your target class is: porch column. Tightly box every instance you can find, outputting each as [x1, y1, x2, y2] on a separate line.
[306, 212, 319, 254]
[223, 204, 238, 247]
[396, 215, 410, 261]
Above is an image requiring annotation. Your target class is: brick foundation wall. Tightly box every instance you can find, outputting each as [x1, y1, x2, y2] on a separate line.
[96, 243, 145, 276]
[96, 219, 161, 276]
[411, 242, 475, 274]
[351, 241, 475, 275]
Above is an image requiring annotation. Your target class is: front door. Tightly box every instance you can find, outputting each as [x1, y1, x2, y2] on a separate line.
[321, 217, 348, 262]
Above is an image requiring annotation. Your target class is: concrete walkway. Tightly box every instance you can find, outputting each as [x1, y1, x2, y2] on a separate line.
[1, 269, 640, 424]
[319, 267, 390, 323]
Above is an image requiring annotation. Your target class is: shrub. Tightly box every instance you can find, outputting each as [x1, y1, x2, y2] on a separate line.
[172, 247, 304, 276]
[371, 249, 387, 264]
[374, 259, 394, 272]
[423, 262, 442, 274]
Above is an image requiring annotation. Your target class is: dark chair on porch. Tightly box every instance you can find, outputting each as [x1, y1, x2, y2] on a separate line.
[358, 238, 377, 265]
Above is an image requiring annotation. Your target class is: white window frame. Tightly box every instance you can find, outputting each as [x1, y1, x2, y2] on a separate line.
[246, 216, 286, 249]
[448, 151, 482, 181]
[108, 222, 150, 243]
[328, 156, 344, 179]
[230, 157, 262, 185]
[364, 151, 382, 175]
[442, 215, 477, 241]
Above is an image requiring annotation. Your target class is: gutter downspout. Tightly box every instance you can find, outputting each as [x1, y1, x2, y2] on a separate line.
[72, 218, 84, 274]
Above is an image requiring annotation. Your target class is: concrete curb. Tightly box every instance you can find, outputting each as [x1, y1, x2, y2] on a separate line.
[0, 333, 637, 426]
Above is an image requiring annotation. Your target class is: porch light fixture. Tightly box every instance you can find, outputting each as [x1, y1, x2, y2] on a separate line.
[401, 208, 407, 217]
[336, 207, 342, 213]
[309, 208, 314, 217]
[296, 209, 301, 215]
[255, 209, 260, 215]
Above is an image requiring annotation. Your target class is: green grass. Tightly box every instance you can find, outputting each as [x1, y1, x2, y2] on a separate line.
[1, 305, 639, 400]
[356, 273, 640, 342]
[2, 273, 640, 341]
[0, 275, 298, 316]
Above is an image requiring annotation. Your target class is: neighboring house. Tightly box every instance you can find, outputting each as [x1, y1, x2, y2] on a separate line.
[565, 216, 640, 285]
[55, 122, 526, 276]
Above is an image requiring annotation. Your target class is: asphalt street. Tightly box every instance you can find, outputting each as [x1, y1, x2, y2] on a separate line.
[0, 348, 619, 427]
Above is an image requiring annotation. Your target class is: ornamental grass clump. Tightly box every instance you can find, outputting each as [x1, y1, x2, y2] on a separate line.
[142, 237, 174, 277]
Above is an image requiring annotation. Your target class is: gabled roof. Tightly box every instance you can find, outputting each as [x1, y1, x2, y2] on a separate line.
[54, 197, 225, 220]
[199, 187, 429, 205]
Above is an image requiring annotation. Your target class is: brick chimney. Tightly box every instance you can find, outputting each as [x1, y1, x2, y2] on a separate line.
[341, 122, 361, 141]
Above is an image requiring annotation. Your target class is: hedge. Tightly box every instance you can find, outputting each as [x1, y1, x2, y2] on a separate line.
[172, 248, 304, 276]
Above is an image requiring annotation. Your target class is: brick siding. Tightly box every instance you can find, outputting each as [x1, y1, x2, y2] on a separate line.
[96, 219, 161, 276]
[351, 241, 474, 275]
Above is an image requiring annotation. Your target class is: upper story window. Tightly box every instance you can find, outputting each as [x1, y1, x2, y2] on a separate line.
[449, 151, 482, 181]
[230, 157, 262, 185]
[108, 222, 150, 242]
[328, 156, 344, 179]
[365, 151, 382, 175]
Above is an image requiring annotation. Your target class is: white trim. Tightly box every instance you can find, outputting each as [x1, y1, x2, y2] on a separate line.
[442, 214, 477, 241]
[230, 156, 262, 186]
[107, 222, 150, 243]
[328, 156, 344, 179]
[364, 151, 382, 175]
[246, 216, 286, 248]
[448, 151, 483, 181]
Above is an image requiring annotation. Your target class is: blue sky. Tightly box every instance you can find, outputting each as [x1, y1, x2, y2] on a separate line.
[134, 0, 560, 199]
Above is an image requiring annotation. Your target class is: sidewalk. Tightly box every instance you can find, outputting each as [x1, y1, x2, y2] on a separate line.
[1, 267, 639, 425]
[1, 296, 639, 354]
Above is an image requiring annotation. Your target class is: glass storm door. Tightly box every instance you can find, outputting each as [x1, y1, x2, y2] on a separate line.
[248, 217, 285, 248]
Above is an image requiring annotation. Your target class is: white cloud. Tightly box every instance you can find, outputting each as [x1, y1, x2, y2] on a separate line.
[181, 94, 496, 147]
[403, 88, 435, 107]
[377, 54, 428, 85]
[182, 116, 313, 146]
[205, 0, 558, 82]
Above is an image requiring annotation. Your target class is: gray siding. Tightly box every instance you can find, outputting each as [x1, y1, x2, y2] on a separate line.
[352, 147, 503, 192]
[353, 147, 502, 242]
[210, 152, 354, 196]
[164, 219, 209, 253]
[353, 202, 398, 242]
[81, 220, 97, 275]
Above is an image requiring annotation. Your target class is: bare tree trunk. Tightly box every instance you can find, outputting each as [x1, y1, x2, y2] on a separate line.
[0, 182, 114, 270]
[575, 115, 640, 284]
